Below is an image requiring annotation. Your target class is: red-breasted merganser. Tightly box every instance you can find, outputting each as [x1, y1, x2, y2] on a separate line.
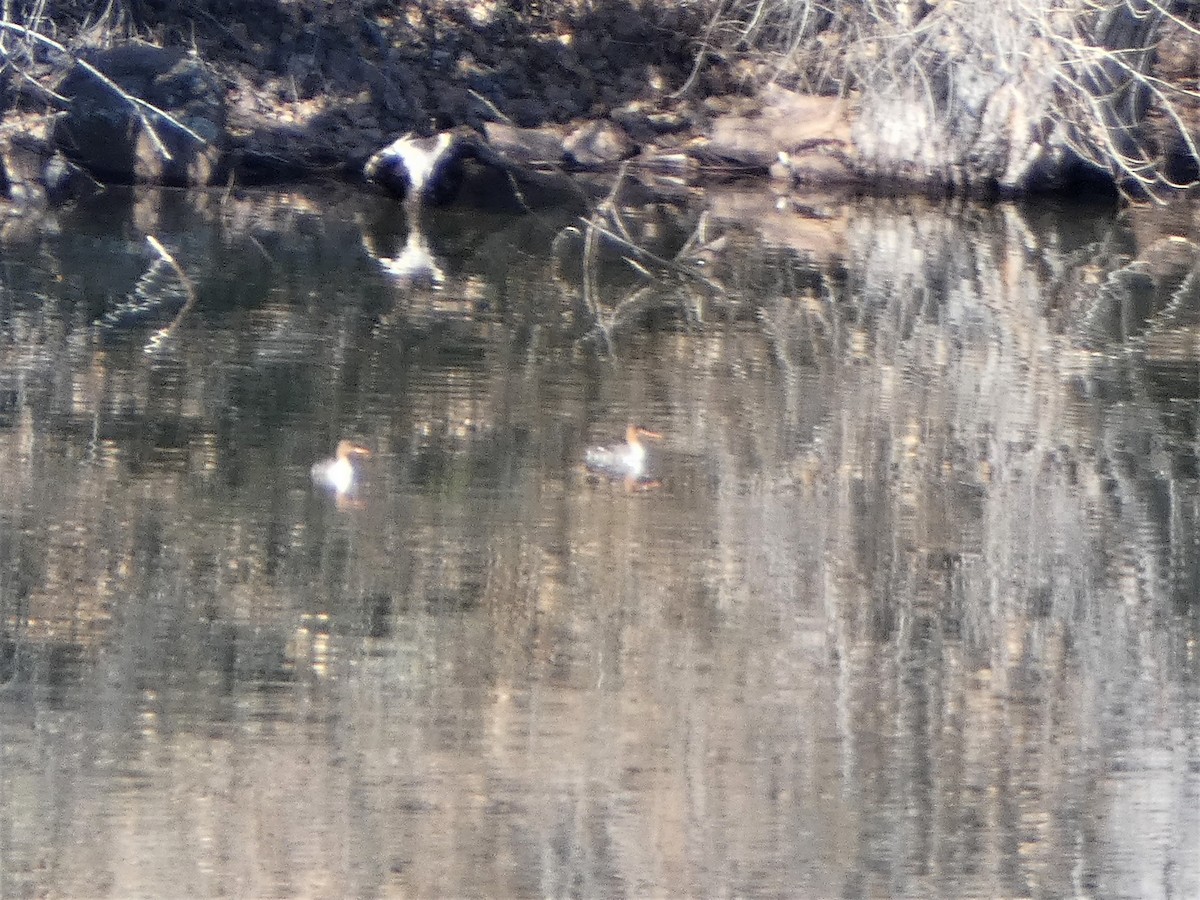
[584, 425, 662, 484]
[311, 441, 371, 496]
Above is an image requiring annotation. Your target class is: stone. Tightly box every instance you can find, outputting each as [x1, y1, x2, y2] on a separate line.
[52, 43, 225, 187]
[507, 97, 549, 128]
[0, 134, 101, 206]
[609, 103, 658, 143]
[482, 122, 565, 166]
[42, 152, 102, 204]
[564, 121, 634, 169]
[646, 110, 692, 135]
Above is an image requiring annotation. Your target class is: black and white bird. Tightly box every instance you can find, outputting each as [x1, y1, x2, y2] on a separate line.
[363, 133, 475, 207]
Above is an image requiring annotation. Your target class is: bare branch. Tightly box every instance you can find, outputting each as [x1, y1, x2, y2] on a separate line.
[0, 19, 209, 159]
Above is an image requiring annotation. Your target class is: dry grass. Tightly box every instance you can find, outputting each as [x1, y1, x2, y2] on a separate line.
[697, 0, 1200, 197]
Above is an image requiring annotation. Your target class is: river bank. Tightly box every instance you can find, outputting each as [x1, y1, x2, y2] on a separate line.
[1, 1, 1198, 204]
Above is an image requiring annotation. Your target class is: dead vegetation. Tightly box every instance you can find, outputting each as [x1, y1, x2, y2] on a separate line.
[693, 0, 1200, 197]
[1, 0, 1197, 197]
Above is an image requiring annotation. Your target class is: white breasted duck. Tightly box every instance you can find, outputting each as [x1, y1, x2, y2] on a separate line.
[584, 425, 663, 488]
[311, 440, 371, 497]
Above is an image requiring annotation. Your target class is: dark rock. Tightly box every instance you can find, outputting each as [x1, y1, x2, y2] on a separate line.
[609, 103, 655, 142]
[432, 82, 472, 126]
[543, 83, 583, 122]
[608, 7, 652, 43]
[324, 48, 363, 84]
[0, 136, 99, 206]
[42, 152, 103, 204]
[646, 110, 692, 135]
[361, 19, 390, 52]
[52, 43, 225, 187]
[225, 149, 312, 185]
[508, 97, 549, 128]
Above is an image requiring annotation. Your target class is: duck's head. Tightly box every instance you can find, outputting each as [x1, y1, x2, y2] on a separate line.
[335, 440, 372, 461]
[625, 425, 663, 445]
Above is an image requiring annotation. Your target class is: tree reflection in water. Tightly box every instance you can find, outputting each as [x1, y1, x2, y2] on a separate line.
[0, 186, 1195, 898]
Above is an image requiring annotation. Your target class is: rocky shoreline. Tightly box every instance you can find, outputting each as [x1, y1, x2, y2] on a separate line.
[0, 45, 854, 210]
[1, 1, 1197, 207]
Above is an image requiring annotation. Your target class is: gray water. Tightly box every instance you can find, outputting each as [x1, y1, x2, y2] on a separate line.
[0, 185, 1196, 898]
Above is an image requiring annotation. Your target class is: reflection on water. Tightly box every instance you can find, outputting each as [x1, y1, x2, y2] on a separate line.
[0, 186, 1197, 898]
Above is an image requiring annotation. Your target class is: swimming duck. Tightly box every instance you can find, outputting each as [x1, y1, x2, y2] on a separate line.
[584, 425, 662, 484]
[311, 440, 371, 496]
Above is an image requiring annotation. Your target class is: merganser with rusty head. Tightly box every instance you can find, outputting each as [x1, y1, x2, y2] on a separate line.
[584, 425, 662, 483]
[311, 440, 371, 496]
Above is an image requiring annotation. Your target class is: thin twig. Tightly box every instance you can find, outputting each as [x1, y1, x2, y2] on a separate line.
[467, 88, 515, 125]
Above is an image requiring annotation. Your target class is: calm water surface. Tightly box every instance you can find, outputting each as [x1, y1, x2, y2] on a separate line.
[0, 186, 1196, 898]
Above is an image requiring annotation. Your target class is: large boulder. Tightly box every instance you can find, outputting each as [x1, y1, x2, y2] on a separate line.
[481, 122, 566, 167]
[52, 43, 225, 187]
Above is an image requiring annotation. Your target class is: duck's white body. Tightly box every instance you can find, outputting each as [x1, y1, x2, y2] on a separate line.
[311, 441, 370, 496]
[584, 425, 661, 480]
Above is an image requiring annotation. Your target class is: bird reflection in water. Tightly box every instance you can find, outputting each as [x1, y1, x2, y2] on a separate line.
[311, 440, 371, 503]
[584, 424, 664, 491]
[363, 224, 446, 291]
